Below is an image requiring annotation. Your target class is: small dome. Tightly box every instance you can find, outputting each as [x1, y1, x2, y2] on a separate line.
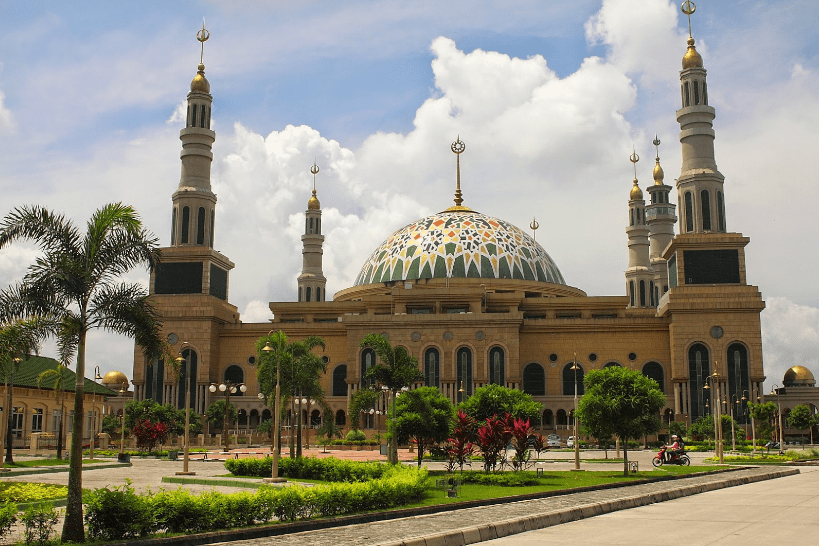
[308, 190, 320, 210]
[190, 63, 210, 93]
[783, 365, 815, 387]
[102, 371, 129, 387]
[653, 161, 665, 185]
[630, 179, 643, 200]
[682, 38, 703, 69]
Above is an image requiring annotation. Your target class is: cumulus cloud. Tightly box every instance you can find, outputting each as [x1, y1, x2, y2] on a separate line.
[0, 90, 15, 134]
[761, 297, 819, 391]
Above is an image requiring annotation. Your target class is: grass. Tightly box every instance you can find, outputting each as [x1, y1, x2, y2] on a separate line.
[0, 482, 68, 503]
[704, 448, 819, 465]
[2, 458, 106, 468]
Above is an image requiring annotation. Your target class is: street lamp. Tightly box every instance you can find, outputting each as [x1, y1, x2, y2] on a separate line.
[571, 354, 581, 471]
[118, 382, 127, 460]
[743, 390, 756, 454]
[261, 334, 287, 482]
[770, 384, 784, 455]
[89, 366, 102, 460]
[209, 380, 246, 451]
[704, 369, 723, 463]
[727, 396, 737, 451]
[175, 344, 196, 475]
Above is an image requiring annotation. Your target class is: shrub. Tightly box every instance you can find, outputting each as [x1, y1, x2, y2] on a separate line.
[345, 429, 366, 442]
[84, 481, 155, 541]
[0, 482, 67, 503]
[224, 456, 390, 482]
[458, 471, 539, 487]
[20, 503, 59, 546]
[0, 502, 17, 540]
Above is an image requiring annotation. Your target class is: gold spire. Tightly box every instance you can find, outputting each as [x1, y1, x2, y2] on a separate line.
[308, 161, 321, 210]
[681, 2, 703, 69]
[190, 21, 211, 93]
[652, 135, 665, 185]
[629, 148, 643, 200]
[530, 217, 539, 240]
[445, 136, 472, 212]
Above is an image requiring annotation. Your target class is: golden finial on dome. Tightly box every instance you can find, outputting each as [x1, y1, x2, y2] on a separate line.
[652, 135, 665, 185]
[446, 136, 472, 212]
[530, 217, 539, 240]
[680, 2, 703, 69]
[308, 160, 321, 210]
[190, 20, 211, 93]
[629, 148, 643, 200]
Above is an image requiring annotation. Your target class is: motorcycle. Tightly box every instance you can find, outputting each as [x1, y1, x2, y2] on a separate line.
[652, 445, 690, 467]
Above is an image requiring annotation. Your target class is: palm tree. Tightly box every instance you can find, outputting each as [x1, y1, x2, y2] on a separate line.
[0, 317, 55, 466]
[0, 203, 163, 542]
[255, 331, 325, 458]
[360, 333, 424, 464]
[37, 363, 70, 459]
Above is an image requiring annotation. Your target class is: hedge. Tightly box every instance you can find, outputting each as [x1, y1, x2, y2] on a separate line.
[224, 456, 390, 482]
[84, 466, 428, 541]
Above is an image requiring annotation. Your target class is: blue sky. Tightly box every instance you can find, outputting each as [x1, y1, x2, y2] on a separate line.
[1, 0, 817, 389]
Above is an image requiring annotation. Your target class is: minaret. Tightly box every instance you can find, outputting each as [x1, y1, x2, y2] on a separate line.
[645, 136, 677, 304]
[297, 162, 327, 302]
[675, 3, 726, 234]
[625, 149, 655, 308]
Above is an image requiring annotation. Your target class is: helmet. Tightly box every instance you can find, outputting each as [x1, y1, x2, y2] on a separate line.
[671, 435, 678, 439]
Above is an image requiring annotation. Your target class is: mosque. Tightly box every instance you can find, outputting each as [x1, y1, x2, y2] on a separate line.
[129, 8, 774, 441]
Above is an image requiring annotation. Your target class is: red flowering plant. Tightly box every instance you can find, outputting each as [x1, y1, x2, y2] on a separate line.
[132, 419, 169, 452]
[445, 410, 476, 473]
[476, 414, 513, 472]
[509, 417, 535, 470]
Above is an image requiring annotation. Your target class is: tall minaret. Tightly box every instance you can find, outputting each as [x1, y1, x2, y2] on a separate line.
[676, 2, 726, 234]
[645, 136, 677, 303]
[297, 162, 327, 302]
[625, 149, 655, 308]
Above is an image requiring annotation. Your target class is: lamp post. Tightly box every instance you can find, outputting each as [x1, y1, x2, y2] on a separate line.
[571, 353, 581, 471]
[770, 384, 784, 455]
[89, 366, 102, 460]
[175, 344, 196, 475]
[704, 370, 723, 463]
[209, 380, 246, 452]
[260, 335, 287, 482]
[118, 383, 127, 459]
[727, 396, 737, 452]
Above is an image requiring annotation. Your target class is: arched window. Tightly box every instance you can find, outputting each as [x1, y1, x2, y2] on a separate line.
[701, 190, 711, 231]
[424, 348, 440, 388]
[144, 358, 164, 404]
[693, 80, 700, 105]
[262, 409, 272, 422]
[630, 209, 634, 226]
[238, 409, 247, 427]
[542, 409, 553, 427]
[317, 219, 321, 234]
[335, 410, 346, 426]
[636, 208, 641, 224]
[456, 347, 473, 402]
[562, 362, 584, 396]
[200, 105, 206, 128]
[309, 217, 314, 234]
[306, 287, 312, 302]
[629, 281, 635, 307]
[176, 348, 197, 409]
[684, 81, 690, 106]
[361, 348, 375, 388]
[181, 206, 190, 244]
[642, 362, 665, 393]
[209, 209, 215, 247]
[604, 362, 621, 368]
[224, 364, 244, 396]
[717, 191, 725, 231]
[556, 409, 567, 426]
[649, 281, 655, 307]
[197, 207, 206, 245]
[702, 82, 708, 104]
[688, 343, 710, 420]
[171, 207, 177, 245]
[316, 287, 321, 302]
[249, 409, 260, 427]
[639, 280, 646, 307]
[684, 192, 694, 232]
[191, 103, 197, 127]
[332, 365, 347, 397]
[311, 409, 321, 427]
[186, 104, 191, 127]
[727, 343, 750, 424]
[488, 346, 505, 385]
[522, 363, 545, 396]
[298, 287, 302, 302]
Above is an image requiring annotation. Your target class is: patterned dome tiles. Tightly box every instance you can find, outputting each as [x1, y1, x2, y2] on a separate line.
[354, 210, 565, 286]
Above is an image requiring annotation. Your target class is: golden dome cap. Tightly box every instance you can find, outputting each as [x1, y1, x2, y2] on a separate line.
[783, 365, 815, 386]
[307, 190, 320, 210]
[653, 160, 665, 185]
[190, 63, 210, 93]
[630, 178, 643, 200]
[682, 37, 703, 69]
[102, 370, 129, 386]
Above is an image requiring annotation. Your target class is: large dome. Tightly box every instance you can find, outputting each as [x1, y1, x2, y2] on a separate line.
[783, 365, 815, 387]
[354, 209, 565, 286]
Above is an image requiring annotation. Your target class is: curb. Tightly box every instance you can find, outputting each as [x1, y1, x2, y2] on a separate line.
[374, 467, 799, 546]
[95, 467, 796, 546]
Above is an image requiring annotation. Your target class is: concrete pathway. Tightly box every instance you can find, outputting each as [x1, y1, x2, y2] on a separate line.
[481, 466, 819, 546]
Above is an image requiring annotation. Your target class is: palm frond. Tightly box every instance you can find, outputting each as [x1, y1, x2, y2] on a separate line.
[0, 205, 81, 256]
[87, 283, 163, 360]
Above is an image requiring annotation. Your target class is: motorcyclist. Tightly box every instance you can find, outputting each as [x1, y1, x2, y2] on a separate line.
[665, 435, 681, 462]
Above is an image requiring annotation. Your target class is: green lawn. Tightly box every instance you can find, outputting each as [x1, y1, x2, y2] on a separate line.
[2, 458, 106, 468]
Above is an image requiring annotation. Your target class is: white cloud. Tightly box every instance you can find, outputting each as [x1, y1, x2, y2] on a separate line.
[761, 297, 819, 392]
[0, 90, 15, 134]
[241, 300, 272, 324]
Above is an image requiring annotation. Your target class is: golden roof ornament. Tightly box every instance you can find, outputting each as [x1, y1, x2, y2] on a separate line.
[629, 148, 643, 200]
[191, 20, 211, 93]
[652, 135, 665, 185]
[308, 160, 321, 210]
[446, 136, 472, 212]
[530, 217, 539, 240]
[681, 2, 703, 69]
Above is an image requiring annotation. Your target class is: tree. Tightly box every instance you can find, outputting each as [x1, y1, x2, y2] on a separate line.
[124, 399, 198, 438]
[205, 399, 238, 433]
[255, 331, 326, 457]
[0, 203, 164, 542]
[360, 333, 424, 464]
[748, 401, 777, 443]
[37, 363, 70, 459]
[101, 413, 123, 437]
[458, 384, 542, 426]
[394, 387, 454, 467]
[576, 366, 665, 476]
[668, 421, 688, 441]
[349, 388, 379, 431]
[788, 404, 817, 445]
[316, 410, 343, 451]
